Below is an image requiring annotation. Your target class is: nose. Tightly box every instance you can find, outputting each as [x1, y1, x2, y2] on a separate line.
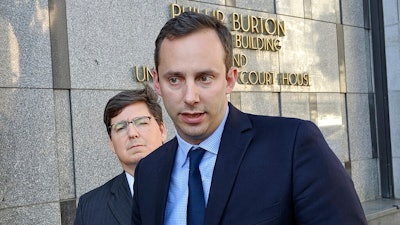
[184, 81, 200, 105]
[127, 123, 139, 138]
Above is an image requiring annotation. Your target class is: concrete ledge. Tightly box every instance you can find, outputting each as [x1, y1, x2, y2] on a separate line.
[362, 198, 400, 224]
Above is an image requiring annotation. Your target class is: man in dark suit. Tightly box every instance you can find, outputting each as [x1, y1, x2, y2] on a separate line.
[132, 12, 367, 225]
[74, 84, 167, 225]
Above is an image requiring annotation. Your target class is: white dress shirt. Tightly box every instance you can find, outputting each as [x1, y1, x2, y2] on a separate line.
[164, 107, 229, 225]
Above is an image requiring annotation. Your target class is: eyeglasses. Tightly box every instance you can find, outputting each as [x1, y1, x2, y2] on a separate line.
[109, 116, 152, 135]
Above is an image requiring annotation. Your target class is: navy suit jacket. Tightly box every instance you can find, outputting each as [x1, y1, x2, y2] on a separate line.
[74, 172, 132, 225]
[132, 103, 367, 225]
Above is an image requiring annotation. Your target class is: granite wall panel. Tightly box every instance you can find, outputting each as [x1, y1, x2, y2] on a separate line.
[341, 0, 365, 27]
[280, 93, 310, 120]
[66, 0, 168, 90]
[389, 92, 400, 158]
[383, 0, 399, 25]
[393, 157, 400, 198]
[388, 92, 400, 198]
[352, 158, 380, 202]
[0, 0, 52, 88]
[193, 0, 226, 6]
[235, 0, 275, 13]
[275, 17, 341, 93]
[240, 92, 280, 116]
[385, 24, 400, 91]
[316, 93, 349, 162]
[276, 0, 304, 18]
[0, 88, 59, 208]
[310, 0, 340, 23]
[347, 93, 373, 160]
[276, 16, 311, 93]
[305, 20, 339, 93]
[344, 26, 373, 93]
[0, 202, 61, 225]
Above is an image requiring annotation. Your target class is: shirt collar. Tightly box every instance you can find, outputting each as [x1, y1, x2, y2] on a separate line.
[176, 105, 229, 166]
[125, 171, 134, 196]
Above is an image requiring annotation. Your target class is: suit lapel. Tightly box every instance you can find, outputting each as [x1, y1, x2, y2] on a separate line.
[204, 103, 254, 225]
[108, 172, 132, 225]
[154, 139, 179, 224]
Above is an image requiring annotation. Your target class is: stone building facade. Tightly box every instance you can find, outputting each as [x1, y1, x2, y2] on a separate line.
[1, 0, 399, 224]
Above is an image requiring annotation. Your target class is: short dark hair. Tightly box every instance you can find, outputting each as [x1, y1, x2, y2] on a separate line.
[103, 83, 163, 137]
[154, 11, 233, 73]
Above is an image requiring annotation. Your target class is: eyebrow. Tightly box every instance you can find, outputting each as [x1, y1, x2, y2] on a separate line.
[161, 69, 217, 77]
[161, 70, 184, 77]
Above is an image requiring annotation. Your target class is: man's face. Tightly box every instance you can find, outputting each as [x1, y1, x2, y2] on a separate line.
[153, 28, 237, 145]
[109, 102, 166, 175]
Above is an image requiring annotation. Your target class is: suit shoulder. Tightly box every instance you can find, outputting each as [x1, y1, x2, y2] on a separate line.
[246, 114, 323, 140]
[140, 137, 177, 161]
[230, 102, 315, 129]
[247, 113, 309, 128]
[78, 174, 122, 202]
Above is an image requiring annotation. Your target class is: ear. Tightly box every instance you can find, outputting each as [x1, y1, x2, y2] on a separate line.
[159, 122, 167, 143]
[152, 68, 162, 96]
[109, 138, 116, 154]
[226, 67, 238, 94]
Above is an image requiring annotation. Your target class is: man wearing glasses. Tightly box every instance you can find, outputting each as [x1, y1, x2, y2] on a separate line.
[74, 83, 167, 225]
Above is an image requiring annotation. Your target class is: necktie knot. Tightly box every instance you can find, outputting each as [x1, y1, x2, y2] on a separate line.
[189, 147, 205, 171]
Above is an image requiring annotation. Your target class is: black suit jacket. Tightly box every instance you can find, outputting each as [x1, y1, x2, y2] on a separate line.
[74, 172, 132, 225]
[132, 103, 367, 225]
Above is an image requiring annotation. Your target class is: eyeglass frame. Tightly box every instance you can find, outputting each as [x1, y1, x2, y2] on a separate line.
[108, 116, 153, 135]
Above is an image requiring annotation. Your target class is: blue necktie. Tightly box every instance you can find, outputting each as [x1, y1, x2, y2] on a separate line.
[187, 147, 206, 225]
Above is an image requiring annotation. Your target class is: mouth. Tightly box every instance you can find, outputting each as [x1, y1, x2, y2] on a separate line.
[180, 112, 205, 124]
[128, 144, 143, 150]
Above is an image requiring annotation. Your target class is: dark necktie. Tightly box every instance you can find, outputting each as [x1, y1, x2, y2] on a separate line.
[187, 147, 206, 225]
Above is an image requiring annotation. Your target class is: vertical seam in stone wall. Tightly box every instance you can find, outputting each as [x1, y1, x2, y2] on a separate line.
[370, 0, 394, 198]
[68, 90, 77, 196]
[363, 0, 371, 29]
[67, 89, 77, 224]
[338, 0, 343, 24]
[303, 0, 312, 19]
[344, 94, 352, 172]
[369, 93, 378, 159]
[48, 0, 76, 222]
[53, 89, 77, 224]
[336, 24, 347, 93]
[344, 161, 352, 177]
[309, 93, 317, 124]
[49, 0, 71, 89]
[278, 92, 282, 117]
[60, 199, 76, 225]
